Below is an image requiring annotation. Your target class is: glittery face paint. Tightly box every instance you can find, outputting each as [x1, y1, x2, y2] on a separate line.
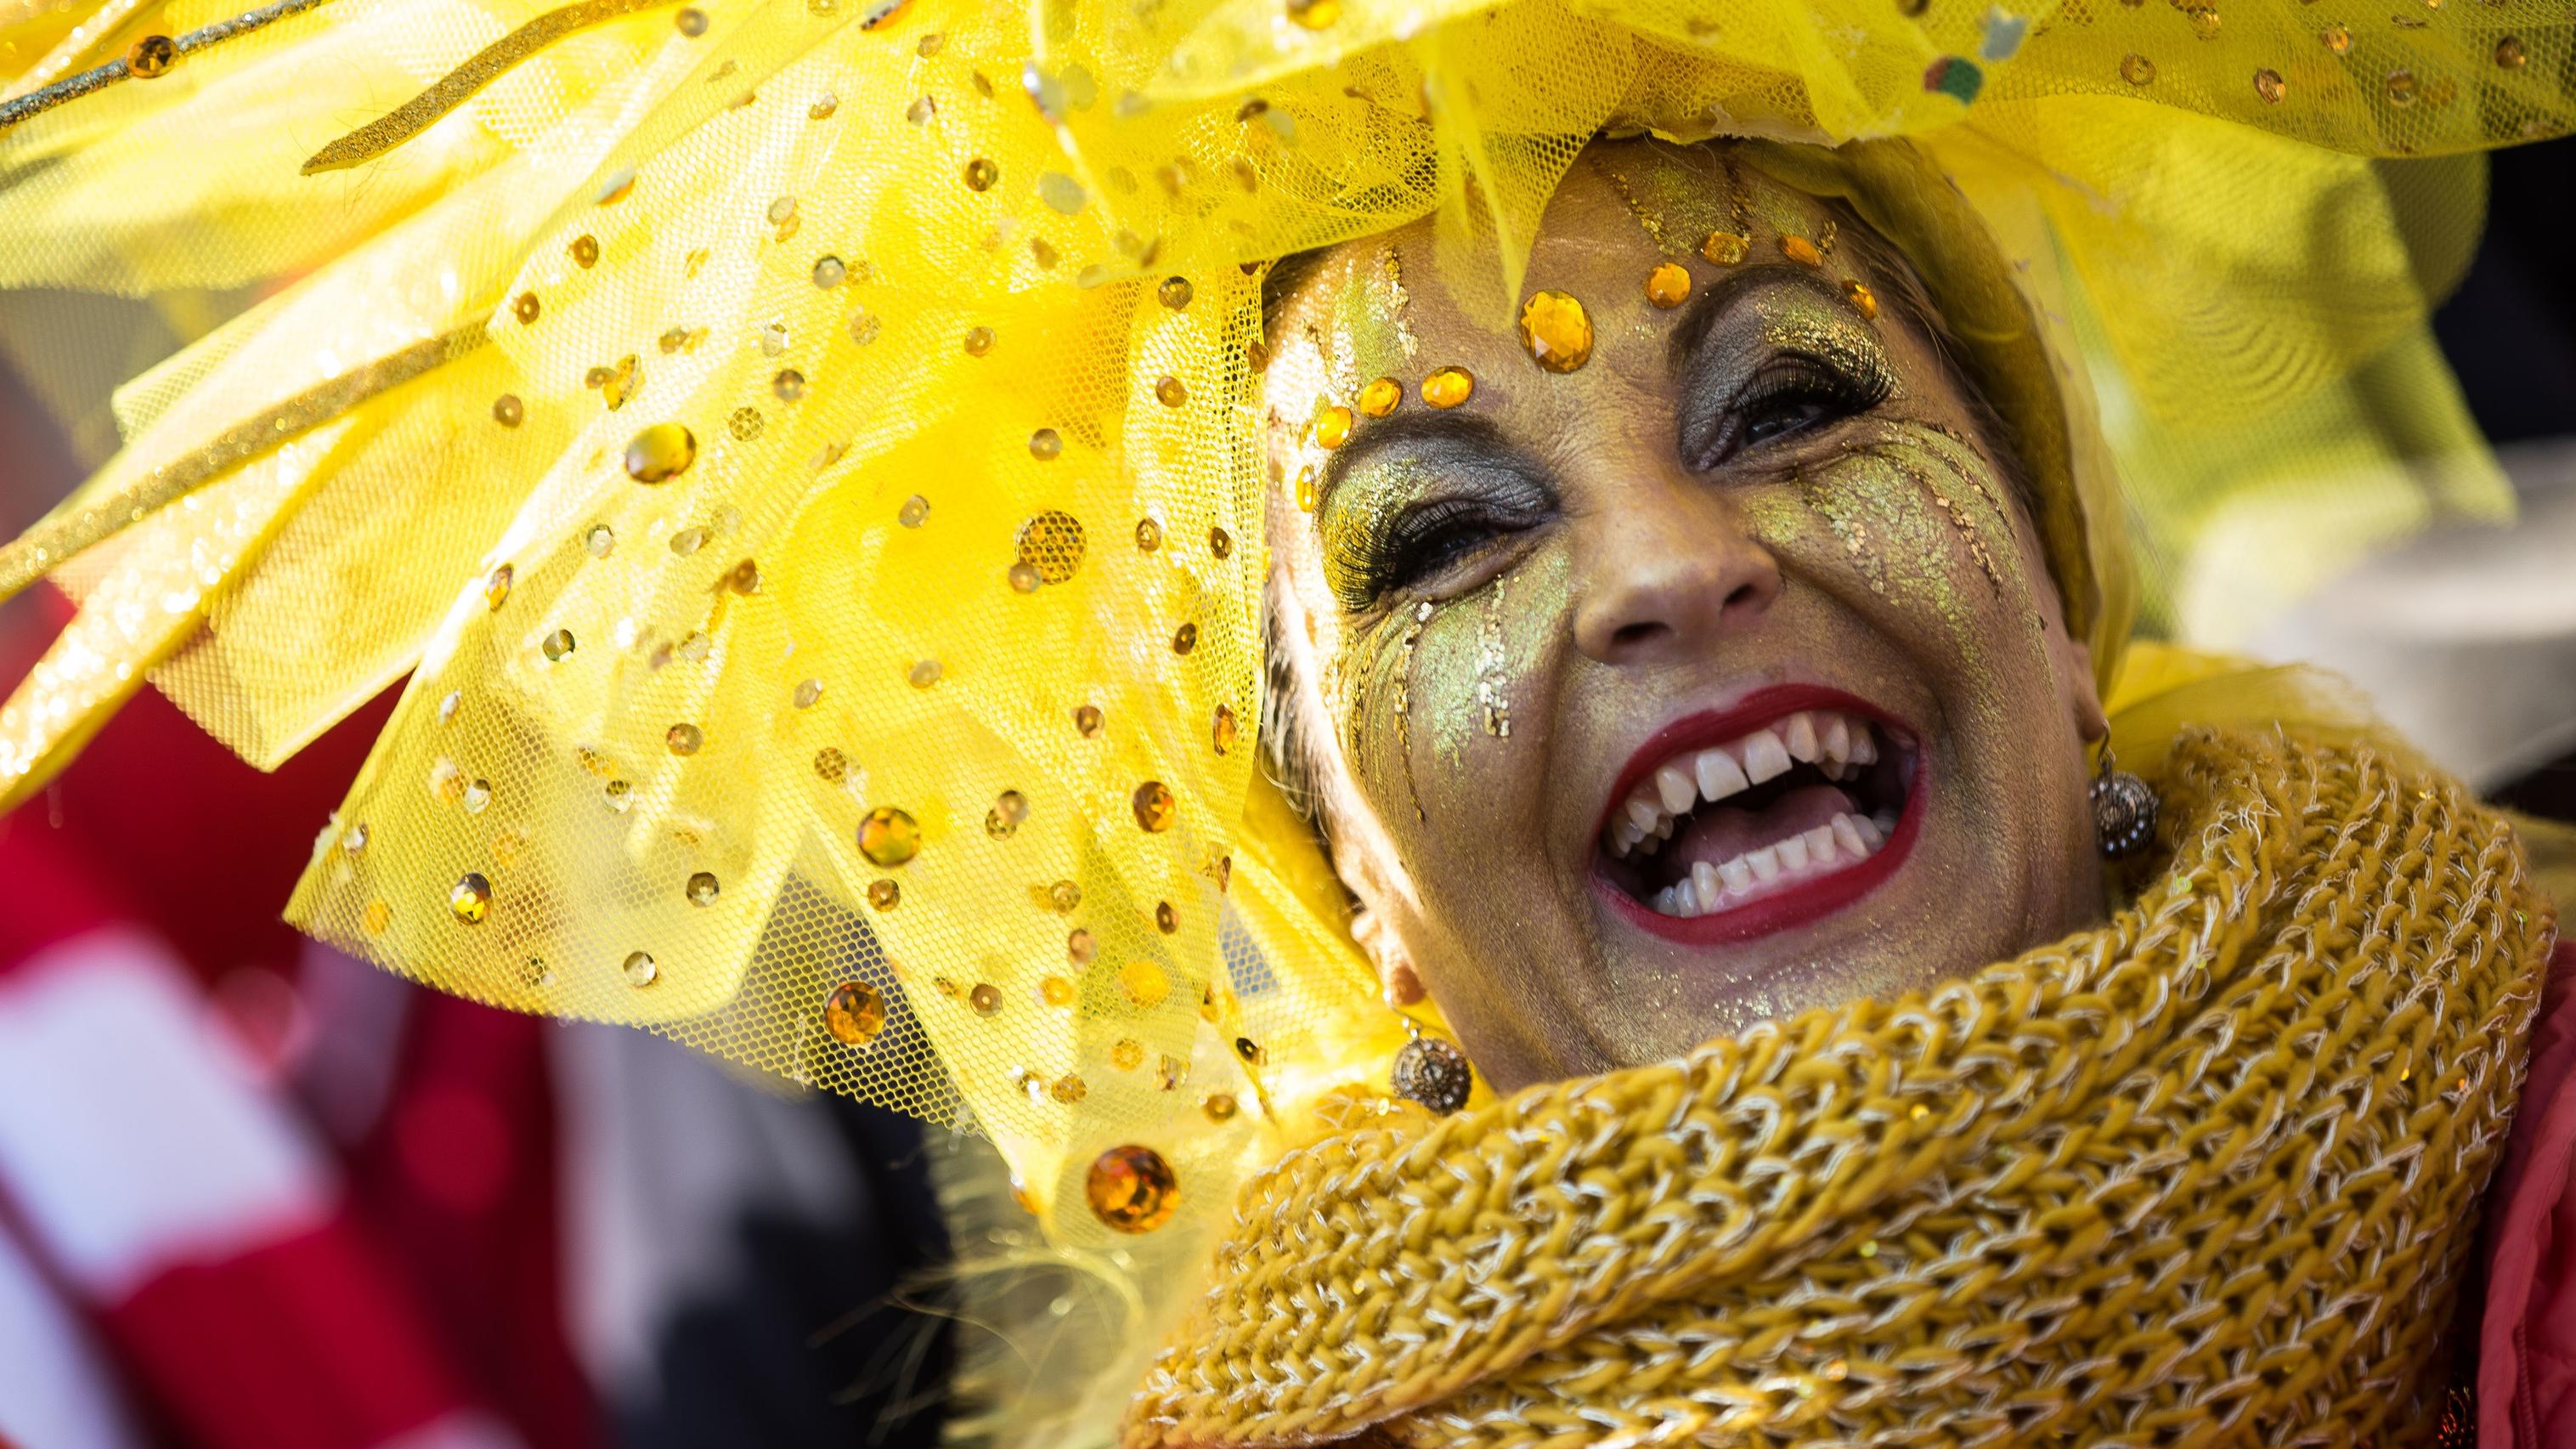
[1262, 141, 2109, 1091]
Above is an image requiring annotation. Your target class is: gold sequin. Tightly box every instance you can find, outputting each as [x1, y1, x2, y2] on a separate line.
[2322, 25, 2352, 51]
[986, 789, 1029, 837]
[1209, 527, 1233, 559]
[1158, 276, 1194, 309]
[772, 369, 806, 402]
[969, 982, 1002, 1016]
[2121, 52, 2157, 82]
[1155, 375, 1188, 407]
[511, 291, 541, 324]
[963, 326, 994, 356]
[907, 658, 941, 688]
[1421, 366, 1475, 409]
[1119, 959, 1167, 1005]
[1212, 704, 1238, 755]
[674, 5, 706, 32]
[1155, 901, 1178, 934]
[665, 722, 703, 755]
[2496, 35, 2526, 68]
[623, 950, 658, 988]
[1029, 427, 1063, 461]
[1017, 510, 1086, 583]
[1134, 518, 1163, 551]
[1050, 1073, 1087, 1103]
[963, 156, 997, 190]
[363, 899, 393, 936]
[569, 234, 601, 267]
[1285, 0, 1338, 28]
[1133, 780, 1176, 831]
[1041, 975, 1075, 1006]
[824, 981, 886, 1044]
[1111, 1039, 1145, 1071]
[1517, 291, 1593, 373]
[542, 629, 575, 661]
[2186, 4, 2219, 37]
[623, 423, 697, 483]
[492, 393, 524, 427]
[1074, 705, 1104, 736]
[2253, 67, 2285, 103]
[859, 806, 921, 866]
[483, 564, 513, 611]
[125, 34, 176, 76]
[2387, 68, 2419, 103]
[449, 872, 492, 924]
[686, 871, 719, 906]
[1699, 230, 1749, 266]
[1203, 1092, 1238, 1122]
[1070, 929, 1098, 965]
[1645, 262, 1692, 308]
[1358, 377, 1402, 416]
[1172, 622, 1198, 654]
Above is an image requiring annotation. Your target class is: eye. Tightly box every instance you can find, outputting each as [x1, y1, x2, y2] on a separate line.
[1680, 347, 1895, 473]
[1332, 494, 1545, 611]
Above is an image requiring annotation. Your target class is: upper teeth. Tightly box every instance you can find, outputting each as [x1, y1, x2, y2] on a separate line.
[1605, 709, 1880, 858]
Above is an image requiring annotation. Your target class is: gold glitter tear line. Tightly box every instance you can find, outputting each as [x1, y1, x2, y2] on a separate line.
[0, 322, 488, 605]
[301, 0, 675, 174]
[0, 0, 332, 134]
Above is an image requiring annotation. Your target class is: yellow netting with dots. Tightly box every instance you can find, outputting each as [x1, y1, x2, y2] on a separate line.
[0, 0, 2568, 1289]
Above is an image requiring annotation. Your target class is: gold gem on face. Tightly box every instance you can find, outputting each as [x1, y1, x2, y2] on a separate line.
[1421, 365, 1475, 409]
[1700, 230, 1749, 266]
[1359, 377, 1402, 416]
[1645, 262, 1692, 309]
[1780, 235, 1824, 268]
[1313, 404, 1354, 449]
[1844, 278, 1880, 320]
[1517, 291, 1593, 373]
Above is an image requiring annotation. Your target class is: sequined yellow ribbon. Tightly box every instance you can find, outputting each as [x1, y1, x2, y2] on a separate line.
[299, 0, 681, 173]
[0, 323, 486, 607]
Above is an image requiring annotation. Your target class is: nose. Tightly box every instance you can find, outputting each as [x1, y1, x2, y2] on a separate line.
[1570, 490, 1782, 665]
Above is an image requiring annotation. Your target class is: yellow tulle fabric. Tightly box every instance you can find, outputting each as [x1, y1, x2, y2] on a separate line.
[2, 0, 2573, 1434]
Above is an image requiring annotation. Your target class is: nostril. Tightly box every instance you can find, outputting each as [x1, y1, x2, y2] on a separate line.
[1722, 580, 1765, 615]
[1609, 620, 1669, 651]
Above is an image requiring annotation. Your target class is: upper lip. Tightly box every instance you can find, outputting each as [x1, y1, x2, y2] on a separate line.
[1591, 682, 1913, 846]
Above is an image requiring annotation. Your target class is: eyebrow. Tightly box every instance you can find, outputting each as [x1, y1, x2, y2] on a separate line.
[1308, 408, 1522, 525]
[1668, 263, 1867, 368]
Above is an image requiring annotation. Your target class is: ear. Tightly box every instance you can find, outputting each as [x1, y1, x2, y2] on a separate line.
[1337, 831, 1431, 1007]
[2064, 636, 2110, 747]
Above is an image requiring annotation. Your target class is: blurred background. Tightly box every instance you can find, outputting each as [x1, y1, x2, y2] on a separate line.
[0, 137, 2569, 1449]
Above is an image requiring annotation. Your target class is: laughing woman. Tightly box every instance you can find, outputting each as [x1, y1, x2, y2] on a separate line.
[1, 0, 2573, 1445]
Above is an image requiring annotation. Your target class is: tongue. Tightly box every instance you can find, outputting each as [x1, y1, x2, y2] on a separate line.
[1666, 784, 1858, 873]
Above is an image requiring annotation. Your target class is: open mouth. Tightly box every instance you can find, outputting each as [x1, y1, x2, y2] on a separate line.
[1593, 685, 1923, 944]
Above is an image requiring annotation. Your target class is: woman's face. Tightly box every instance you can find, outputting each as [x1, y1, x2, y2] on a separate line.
[1263, 141, 2110, 1092]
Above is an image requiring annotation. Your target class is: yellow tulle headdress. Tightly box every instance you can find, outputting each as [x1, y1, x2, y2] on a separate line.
[1, 0, 2569, 1428]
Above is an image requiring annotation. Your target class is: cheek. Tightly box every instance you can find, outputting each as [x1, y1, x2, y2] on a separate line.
[1762, 430, 2049, 680]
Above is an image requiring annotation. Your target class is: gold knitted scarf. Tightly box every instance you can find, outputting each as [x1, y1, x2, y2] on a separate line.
[1123, 729, 2558, 1448]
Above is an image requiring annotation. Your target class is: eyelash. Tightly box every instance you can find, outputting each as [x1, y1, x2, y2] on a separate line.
[1687, 356, 1892, 471]
[1339, 495, 1541, 609]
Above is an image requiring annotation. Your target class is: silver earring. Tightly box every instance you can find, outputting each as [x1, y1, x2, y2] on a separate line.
[1391, 1019, 1473, 1115]
[2091, 746, 2158, 859]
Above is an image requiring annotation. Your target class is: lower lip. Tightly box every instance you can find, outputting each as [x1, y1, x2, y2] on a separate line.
[1591, 755, 1927, 946]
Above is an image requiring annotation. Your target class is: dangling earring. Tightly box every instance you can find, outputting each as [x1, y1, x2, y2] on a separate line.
[2090, 745, 2158, 859]
[1391, 1018, 1473, 1115]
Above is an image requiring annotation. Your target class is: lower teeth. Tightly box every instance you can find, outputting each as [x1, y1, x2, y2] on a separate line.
[1649, 808, 1895, 918]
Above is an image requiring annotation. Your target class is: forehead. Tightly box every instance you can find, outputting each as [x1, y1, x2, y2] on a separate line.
[1268, 144, 1857, 370]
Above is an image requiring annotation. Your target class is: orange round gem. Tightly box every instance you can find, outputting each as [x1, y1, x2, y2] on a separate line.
[1212, 704, 1238, 756]
[1516, 290, 1592, 373]
[1085, 1144, 1179, 1233]
[824, 981, 887, 1044]
[1843, 278, 1880, 320]
[1779, 235, 1824, 268]
[623, 423, 697, 483]
[125, 34, 175, 76]
[1312, 404, 1353, 450]
[1040, 975, 1075, 1006]
[1699, 230, 1749, 266]
[1645, 262, 1692, 309]
[1421, 365, 1475, 410]
[1358, 377, 1402, 417]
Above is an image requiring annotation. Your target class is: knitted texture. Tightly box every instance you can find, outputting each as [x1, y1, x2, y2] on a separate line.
[1126, 728, 2557, 1448]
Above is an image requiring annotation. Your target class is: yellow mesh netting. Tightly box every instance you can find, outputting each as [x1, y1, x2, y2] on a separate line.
[0, 0, 2569, 1390]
